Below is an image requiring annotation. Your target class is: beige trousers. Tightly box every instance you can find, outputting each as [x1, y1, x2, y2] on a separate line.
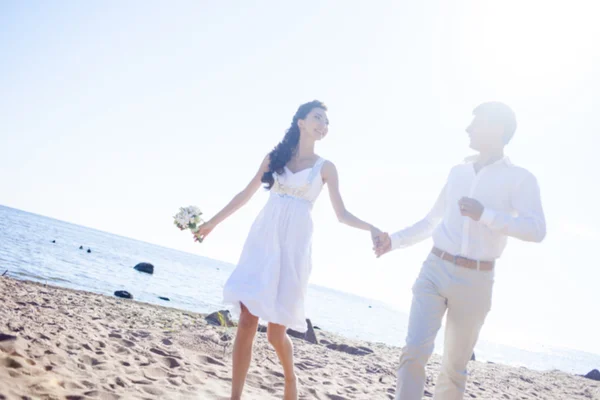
[395, 253, 495, 400]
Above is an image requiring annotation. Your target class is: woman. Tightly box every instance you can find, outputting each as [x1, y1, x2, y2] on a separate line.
[194, 100, 380, 400]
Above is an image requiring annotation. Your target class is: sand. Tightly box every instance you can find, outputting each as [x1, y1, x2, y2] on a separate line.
[1, 276, 598, 399]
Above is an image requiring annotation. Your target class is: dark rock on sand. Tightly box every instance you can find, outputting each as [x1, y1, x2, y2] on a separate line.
[0, 333, 17, 342]
[287, 319, 318, 344]
[257, 320, 318, 344]
[114, 290, 133, 299]
[206, 310, 236, 327]
[585, 369, 600, 381]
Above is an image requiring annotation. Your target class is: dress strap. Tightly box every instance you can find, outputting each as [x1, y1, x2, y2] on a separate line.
[306, 157, 326, 185]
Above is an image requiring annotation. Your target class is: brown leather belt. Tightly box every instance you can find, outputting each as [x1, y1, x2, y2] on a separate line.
[431, 247, 495, 271]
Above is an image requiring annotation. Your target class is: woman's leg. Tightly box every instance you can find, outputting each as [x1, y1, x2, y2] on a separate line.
[231, 303, 259, 400]
[267, 323, 298, 400]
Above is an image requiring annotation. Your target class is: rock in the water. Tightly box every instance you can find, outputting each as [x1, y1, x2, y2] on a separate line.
[79, 245, 83, 250]
[114, 290, 133, 299]
[286, 319, 318, 344]
[51, 240, 56, 243]
[585, 369, 600, 381]
[134, 262, 154, 274]
[206, 310, 236, 327]
[158, 296, 170, 301]
[326, 343, 373, 356]
[87, 248, 91, 253]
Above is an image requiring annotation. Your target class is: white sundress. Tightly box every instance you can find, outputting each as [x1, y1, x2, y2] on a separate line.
[223, 157, 326, 332]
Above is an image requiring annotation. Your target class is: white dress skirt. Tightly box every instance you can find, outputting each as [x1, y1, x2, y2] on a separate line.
[223, 158, 326, 332]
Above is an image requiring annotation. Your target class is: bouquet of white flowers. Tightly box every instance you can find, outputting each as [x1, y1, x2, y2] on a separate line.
[173, 206, 204, 241]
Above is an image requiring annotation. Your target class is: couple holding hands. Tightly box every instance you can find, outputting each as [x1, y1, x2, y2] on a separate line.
[194, 100, 546, 400]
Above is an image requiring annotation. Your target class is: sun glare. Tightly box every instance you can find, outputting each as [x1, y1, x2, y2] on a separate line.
[448, 1, 598, 95]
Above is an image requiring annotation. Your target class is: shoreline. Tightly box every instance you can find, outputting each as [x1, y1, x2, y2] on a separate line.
[1, 276, 599, 399]
[2, 204, 596, 376]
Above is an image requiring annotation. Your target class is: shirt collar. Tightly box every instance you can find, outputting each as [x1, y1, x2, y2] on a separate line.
[464, 154, 511, 166]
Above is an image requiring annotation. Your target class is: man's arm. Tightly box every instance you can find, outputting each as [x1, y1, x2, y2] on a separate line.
[390, 184, 447, 249]
[479, 173, 546, 242]
[375, 184, 446, 256]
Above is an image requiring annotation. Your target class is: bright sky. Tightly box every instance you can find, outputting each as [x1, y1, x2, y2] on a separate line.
[1, 1, 599, 355]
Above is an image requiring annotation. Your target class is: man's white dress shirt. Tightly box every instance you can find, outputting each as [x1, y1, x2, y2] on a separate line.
[390, 156, 546, 261]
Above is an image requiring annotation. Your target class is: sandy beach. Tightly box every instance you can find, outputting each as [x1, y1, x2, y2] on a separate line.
[0, 276, 598, 400]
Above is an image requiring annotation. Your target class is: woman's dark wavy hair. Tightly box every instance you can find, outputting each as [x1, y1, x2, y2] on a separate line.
[261, 100, 327, 189]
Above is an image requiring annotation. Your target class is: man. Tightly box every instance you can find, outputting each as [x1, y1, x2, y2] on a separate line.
[375, 102, 546, 400]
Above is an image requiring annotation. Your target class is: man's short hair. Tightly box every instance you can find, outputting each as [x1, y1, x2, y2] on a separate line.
[473, 102, 517, 144]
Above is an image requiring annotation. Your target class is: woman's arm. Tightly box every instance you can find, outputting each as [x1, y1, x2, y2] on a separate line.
[322, 160, 380, 234]
[194, 155, 270, 241]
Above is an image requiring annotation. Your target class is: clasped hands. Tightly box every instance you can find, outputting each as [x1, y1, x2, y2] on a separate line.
[370, 197, 484, 258]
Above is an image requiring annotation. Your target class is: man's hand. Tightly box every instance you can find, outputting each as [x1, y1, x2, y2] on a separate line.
[458, 197, 484, 221]
[373, 232, 391, 258]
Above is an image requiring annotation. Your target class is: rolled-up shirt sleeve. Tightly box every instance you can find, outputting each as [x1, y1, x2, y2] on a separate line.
[479, 173, 546, 242]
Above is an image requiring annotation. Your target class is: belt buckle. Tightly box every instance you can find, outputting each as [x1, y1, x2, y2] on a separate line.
[455, 255, 472, 268]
